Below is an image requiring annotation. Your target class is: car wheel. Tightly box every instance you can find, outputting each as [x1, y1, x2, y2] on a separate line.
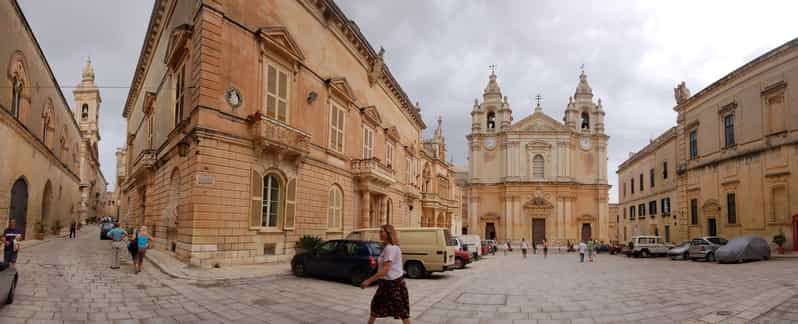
[706, 252, 715, 262]
[6, 276, 16, 305]
[405, 262, 426, 279]
[683, 252, 689, 260]
[350, 270, 369, 286]
[763, 255, 770, 261]
[640, 250, 649, 258]
[291, 261, 306, 277]
[455, 257, 464, 269]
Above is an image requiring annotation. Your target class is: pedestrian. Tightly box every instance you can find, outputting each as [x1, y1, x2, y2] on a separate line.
[360, 224, 410, 324]
[520, 238, 528, 258]
[69, 220, 77, 239]
[578, 240, 587, 263]
[532, 240, 537, 255]
[587, 239, 595, 262]
[106, 223, 127, 269]
[127, 228, 139, 263]
[134, 226, 152, 274]
[503, 240, 510, 256]
[2, 219, 22, 266]
[542, 239, 548, 258]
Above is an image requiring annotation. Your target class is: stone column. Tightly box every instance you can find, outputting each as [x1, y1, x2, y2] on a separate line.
[512, 196, 521, 240]
[504, 195, 512, 241]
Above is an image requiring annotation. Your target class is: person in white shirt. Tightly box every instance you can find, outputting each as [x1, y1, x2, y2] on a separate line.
[578, 240, 588, 263]
[360, 224, 411, 323]
[520, 238, 529, 258]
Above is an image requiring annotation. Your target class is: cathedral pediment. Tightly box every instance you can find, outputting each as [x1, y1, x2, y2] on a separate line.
[510, 112, 570, 132]
[258, 26, 305, 63]
[360, 105, 382, 127]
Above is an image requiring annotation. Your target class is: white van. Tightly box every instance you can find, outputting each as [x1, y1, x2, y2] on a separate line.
[456, 235, 482, 260]
[346, 227, 456, 278]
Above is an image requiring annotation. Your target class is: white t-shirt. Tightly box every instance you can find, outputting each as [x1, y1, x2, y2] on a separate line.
[578, 242, 587, 253]
[521, 242, 528, 249]
[379, 244, 404, 280]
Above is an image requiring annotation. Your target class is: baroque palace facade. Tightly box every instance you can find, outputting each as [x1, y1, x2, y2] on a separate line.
[1, 0, 107, 238]
[117, 0, 459, 266]
[460, 70, 611, 244]
[618, 38, 798, 250]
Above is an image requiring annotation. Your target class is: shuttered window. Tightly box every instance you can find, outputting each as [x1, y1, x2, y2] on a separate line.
[265, 64, 289, 122]
[362, 126, 374, 159]
[532, 154, 544, 178]
[329, 102, 345, 153]
[284, 180, 296, 229]
[327, 186, 342, 229]
[250, 170, 263, 227]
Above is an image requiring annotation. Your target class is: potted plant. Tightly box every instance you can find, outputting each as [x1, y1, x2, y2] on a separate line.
[774, 230, 787, 254]
[51, 219, 63, 235]
[34, 221, 46, 240]
[296, 235, 322, 254]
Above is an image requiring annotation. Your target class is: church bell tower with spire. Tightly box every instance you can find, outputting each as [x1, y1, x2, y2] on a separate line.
[73, 57, 102, 220]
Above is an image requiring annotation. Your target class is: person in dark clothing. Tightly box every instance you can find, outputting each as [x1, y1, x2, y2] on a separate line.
[69, 220, 77, 239]
[2, 220, 22, 265]
[127, 228, 139, 263]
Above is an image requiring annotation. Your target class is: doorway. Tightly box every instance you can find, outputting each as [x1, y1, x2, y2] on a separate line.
[9, 178, 29, 239]
[581, 223, 592, 242]
[707, 218, 717, 236]
[664, 225, 671, 243]
[792, 214, 797, 251]
[532, 219, 546, 245]
[485, 222, 496, 240]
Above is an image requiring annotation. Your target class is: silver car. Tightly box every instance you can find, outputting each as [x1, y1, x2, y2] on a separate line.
[668, 241, 691, 260]
[716, 236, 771, 263]
[687, 237, 728, 262]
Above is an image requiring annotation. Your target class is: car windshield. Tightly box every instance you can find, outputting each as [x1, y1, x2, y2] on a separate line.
[707, 237, 728, 245]
[368, 242, 383, 255]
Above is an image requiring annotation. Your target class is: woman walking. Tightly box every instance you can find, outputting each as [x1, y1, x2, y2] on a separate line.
[520, 238, 528, 258]
[134, 226, 152, 274]
[542, 240, 549, 258]
[360, 225, 410, 324]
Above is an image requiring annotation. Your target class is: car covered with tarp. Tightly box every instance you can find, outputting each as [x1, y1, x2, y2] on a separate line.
[716, 236, 771, 264]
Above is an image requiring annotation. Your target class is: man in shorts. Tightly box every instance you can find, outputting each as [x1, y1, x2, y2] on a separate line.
[2, 220, 22, 265]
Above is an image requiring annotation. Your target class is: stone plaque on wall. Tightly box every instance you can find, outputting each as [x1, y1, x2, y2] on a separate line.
[196, 174, 215, 185]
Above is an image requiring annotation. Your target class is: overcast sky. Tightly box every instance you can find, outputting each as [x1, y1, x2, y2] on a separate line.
[19, 1, 797, 202]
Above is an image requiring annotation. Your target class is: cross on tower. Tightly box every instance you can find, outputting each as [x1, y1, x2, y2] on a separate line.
[489, 64, 496, 74]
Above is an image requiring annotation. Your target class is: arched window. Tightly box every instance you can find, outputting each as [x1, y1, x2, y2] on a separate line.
[11, 75, 23, 119]
[533, 154, 544, 179]
[327, 186, 343, 229]
[262, 174, 281, 227]
[487, 112, 496, 129]
[581, 112, 590, 130]
[81, 104, 89, 120]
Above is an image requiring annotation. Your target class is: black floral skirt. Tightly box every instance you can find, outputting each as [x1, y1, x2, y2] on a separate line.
[370, 278, 410, 319]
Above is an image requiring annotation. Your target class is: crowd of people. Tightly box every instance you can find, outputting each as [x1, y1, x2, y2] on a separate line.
[500, 237, 605, 262]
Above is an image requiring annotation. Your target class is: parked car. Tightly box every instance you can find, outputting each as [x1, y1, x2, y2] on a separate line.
[456, 235, 483, 260]
[668, 241, 692, 260]
[454, 249, 472, 269]
[608, 242, 624, 255]
[347, 227, 456, 278]
[0, 262, 18, 306]
[481, 240, 497, 255]
[687, 237, 728, 262]
[716, 236, 771, 264]
[291, 239, 381, 285]
[629, 235, 672, 257]
[99, 222, 114, 240]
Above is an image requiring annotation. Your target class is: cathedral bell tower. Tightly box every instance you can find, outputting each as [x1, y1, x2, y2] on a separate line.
[73, 57, 102, 220]
[471, 69, 512, 134]
[564, 70, 605, 134]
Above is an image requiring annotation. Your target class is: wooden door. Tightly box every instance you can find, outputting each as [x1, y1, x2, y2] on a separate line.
[707, 219, 717, 236]
[532, 219, 546, 245]
[581, 223, 592, 242]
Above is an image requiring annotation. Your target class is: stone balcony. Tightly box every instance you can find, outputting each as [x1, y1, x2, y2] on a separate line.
[351, 158, 396, 192]
[421, 192, 458, 209]
[250, 115, 311, 158]
[129, 149, 157, 180]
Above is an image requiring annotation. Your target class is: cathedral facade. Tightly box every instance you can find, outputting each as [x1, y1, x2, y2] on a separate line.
[462, 71, 610, 245]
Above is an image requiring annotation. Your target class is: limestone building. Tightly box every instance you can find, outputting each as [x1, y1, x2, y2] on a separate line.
[118, 0, 458, 266]
[617, 127, 679, 243]
[1, 0, 106, 237]
[618, 38, 798, 250]
[463, 70, 611, 244]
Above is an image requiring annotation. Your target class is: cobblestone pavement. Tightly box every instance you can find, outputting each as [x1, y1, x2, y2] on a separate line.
[1, 230, 797, 324]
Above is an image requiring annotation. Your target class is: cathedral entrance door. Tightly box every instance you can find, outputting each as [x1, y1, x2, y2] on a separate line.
[485, 223, 496, 240]
[532, 219, 546, 245]
[581, 223, 592, 242]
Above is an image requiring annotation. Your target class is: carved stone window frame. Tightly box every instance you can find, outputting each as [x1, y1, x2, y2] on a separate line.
[718, 101, 737, 149]
[761, 81, 788, 137]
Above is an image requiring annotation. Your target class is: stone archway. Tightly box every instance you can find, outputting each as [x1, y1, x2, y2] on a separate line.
[523, 194, 554, 244]
[9, 178, 29, 238]
[167, 169, 180, 252]
[41, 180, 53, 231]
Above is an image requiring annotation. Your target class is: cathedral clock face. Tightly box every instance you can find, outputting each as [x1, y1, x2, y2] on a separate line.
[580, 137, 592, 150]
[484, 137, 496, 150]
